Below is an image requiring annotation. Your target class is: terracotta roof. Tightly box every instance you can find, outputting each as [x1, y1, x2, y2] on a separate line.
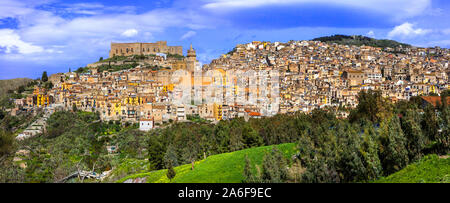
[140, 118, 154, 121]
[421, 96, 450, 107]
[249, 112, 261, 116]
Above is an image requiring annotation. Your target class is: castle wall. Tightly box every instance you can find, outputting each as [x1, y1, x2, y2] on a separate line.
[109, 41, 183, 58]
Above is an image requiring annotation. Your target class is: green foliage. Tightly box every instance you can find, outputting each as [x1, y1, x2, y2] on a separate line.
[97, 63, 139, 73]
[43, 81, 53, 90]
[349, 90, 392, 124]
[422, 105, 439, 142]
[312, 34, 411, 48]
[46, 111, 78, 139]
[0, 78, 34, 99]
[379, 116, 409, 175]
[148, 135, 166, 170]
[242, 154, 254, 183]
[375, 154, 450, 183]
[118, 143, 296, 183]
[75, 67, 89, 74]
[166, 53, 185, 59]
[258, 147, 288, 183]
[41, 71, 48, 82]
[0, 130, 14, 156]
[166, 161, 176, 181]
[164, 145, 179, 168]
[401, 110, 425, 162]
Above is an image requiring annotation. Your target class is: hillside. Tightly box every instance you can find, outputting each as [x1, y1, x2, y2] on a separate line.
[0, 78, 33, 98]
[374, 154, 450, 183]
[312, 34, 412, 49]
[117, 143, 297, 183]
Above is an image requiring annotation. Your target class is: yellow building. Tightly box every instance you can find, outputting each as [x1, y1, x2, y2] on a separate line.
[213, 103, 223, 121]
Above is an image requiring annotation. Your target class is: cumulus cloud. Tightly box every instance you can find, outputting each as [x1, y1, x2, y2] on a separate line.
[387, 22, 431, 38]
[180, 31, 197, 40]
[367, 30, 375, 38]
[121, 29, 139, 37]
[0, 29, 44, 54]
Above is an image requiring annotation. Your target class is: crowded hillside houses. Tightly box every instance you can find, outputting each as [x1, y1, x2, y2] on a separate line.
[12, 40, 450, 130]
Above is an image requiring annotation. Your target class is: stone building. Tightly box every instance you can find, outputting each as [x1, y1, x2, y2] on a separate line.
[109, 41, 182, 58]
[186, 44, 198, 73]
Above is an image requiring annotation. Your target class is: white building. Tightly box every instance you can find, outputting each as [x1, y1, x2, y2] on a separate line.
[139, 119, 154, 131]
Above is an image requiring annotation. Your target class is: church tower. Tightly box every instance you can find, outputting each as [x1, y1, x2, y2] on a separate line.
[186, 44, 198, 73]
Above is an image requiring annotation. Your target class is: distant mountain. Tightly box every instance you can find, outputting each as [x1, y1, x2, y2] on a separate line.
[312, 34, 412, 49]
[0, 78, 33, 98]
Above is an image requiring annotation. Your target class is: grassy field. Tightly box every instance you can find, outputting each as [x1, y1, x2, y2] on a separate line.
[374, 154, 450, 183]
[117, 143, 297, 183]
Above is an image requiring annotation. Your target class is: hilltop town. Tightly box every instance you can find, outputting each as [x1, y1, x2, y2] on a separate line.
[9, 37, 450, 136]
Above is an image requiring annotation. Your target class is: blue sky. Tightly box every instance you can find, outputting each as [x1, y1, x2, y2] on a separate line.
[0, 0, 449, 79]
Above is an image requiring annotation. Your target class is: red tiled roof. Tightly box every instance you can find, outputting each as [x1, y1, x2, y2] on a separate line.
[249, 112, 261, 116]
[421, 96, 450, 107]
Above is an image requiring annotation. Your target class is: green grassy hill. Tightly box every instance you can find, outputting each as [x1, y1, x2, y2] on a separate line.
[312, 34, 411, 49]
[374, 154, 450, 183]
[0, 78, 33, 98]
[117, 143, 297, 183]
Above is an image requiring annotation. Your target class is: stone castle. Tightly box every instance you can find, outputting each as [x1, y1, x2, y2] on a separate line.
[109, 41, 183, 58]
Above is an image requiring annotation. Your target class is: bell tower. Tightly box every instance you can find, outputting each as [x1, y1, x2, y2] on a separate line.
[186, 44, 197, 73]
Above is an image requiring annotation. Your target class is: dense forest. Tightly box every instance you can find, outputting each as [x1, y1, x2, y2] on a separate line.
[312, 35, 412, 49]
[0, 89, 448, 183]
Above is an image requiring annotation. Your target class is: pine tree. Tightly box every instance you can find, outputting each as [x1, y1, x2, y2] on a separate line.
[260, 147, 288, 183]
[401, 110, 425, 161]
[164, 145, 179, 168]
[41, 71, 48, 82]
[360, 124, 382, 181]
[243, 154, 255, 183]
[379, 116, 409, 175]
[422, 105, 438, 142]
[166, 161, 176, 182]
[148, 136, 165, 170]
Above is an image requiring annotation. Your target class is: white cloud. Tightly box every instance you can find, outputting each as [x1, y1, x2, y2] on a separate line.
[387, 22, 431, 38]
[367, 30, 375, 38]
[202, 0, 431, 19]
[180, 31, 197, 40]
[442, 28, 450, 35]
[121, 29, 139, 37]
[0, 29, 44, 54]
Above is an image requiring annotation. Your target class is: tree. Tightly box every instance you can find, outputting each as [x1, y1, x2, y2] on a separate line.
[41, 71, 48, 82]
[422, 105, 438, 142]
[260, 147, 288, 183]
[379, 115, 409, 175]
[349, 90, 392, 124]
[0, 130, 14, 156]
[18, 85, 25, 93]
[401, 110, 425, 161]
[166, 160, 176, 182]
[148, 136, 165, 170]
[164, 145, 179, 168]
[72, 103, 78, 112]
[44, 82, 53, 90]
[99, 57, 104, 62]
[243, 154, 257, 183]
[360, 124, 382, 181]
